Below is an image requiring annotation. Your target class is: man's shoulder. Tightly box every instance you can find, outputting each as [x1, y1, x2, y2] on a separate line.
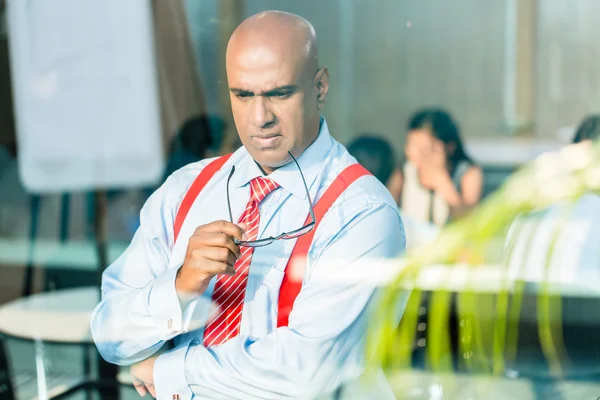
[164, 149, 246, 193]
[166, 157, 219, 187]
[310, 141, 404, 254]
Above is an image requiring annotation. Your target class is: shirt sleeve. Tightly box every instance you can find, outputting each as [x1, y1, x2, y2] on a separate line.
[91, 163, 205, 366]
[154, 201, 406, 399]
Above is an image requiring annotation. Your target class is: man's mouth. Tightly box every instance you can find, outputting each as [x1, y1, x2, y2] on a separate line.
[251, 133, 282, 147]
[252, 133, 281, 139]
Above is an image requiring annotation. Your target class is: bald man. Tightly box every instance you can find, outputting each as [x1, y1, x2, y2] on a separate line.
[92, 11, 404, 399]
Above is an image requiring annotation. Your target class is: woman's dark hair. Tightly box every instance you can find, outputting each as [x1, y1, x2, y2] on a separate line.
[347, 135, 396, 185]
[572, 115, 600, 144]
[407, 108, 473, 165]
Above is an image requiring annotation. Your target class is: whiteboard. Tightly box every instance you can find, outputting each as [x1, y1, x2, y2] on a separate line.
[6, 0, 164, 193]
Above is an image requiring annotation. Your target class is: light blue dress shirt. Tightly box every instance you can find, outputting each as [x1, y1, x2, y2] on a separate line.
[91, 119, 406, 399]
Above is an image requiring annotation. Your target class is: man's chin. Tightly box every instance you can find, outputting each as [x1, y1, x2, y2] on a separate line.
[251, 149, 292, 171]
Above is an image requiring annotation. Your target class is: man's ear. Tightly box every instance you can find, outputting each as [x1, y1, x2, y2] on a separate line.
[314, 67, 330, 109]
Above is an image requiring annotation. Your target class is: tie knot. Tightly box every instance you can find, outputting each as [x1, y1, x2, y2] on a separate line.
[249, 177, 279, 203]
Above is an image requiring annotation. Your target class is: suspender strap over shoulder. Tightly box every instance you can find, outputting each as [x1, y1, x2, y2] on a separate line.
[173, 154, 232, 243]
[277, 163, 371, 327]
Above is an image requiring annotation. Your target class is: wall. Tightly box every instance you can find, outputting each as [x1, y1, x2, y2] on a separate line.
[350, 0, 507, 150]
[536, 0, 600, 138]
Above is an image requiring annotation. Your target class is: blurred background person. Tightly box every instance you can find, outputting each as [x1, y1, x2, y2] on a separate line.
[346, 136, 395, 190]
[401, 108, 484, 226]
[162, 114, 216, 180]
[571, 114, 600, 146]
[347, 135, 439, 250]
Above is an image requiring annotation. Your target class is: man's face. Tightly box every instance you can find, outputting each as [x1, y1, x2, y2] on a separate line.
[227, 44, 325, 171]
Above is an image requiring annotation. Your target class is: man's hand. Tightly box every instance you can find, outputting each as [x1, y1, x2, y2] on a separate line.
[130, 356, 158, 398]
[176, 220, 246, 296]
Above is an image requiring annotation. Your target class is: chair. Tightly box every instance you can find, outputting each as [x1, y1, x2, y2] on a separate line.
[0, 336, 88, 400]
[0, 335, 16, 400]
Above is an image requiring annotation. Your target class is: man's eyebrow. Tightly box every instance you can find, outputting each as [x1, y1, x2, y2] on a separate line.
[230, 88, 254, 95]
[261, 85, 298, 96]
[229, 85, 298, 96]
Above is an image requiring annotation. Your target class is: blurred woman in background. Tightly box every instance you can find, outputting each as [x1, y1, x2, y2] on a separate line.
[401, 108, 483, 226]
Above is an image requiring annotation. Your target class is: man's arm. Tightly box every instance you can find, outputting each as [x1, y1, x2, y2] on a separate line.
[91, 167, 198, 366]
[154, 200, 406, 399]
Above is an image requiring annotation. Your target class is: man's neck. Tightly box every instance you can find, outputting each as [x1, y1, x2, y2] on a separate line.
[256, 162, 271, 175]
[257, 123, 322, 175]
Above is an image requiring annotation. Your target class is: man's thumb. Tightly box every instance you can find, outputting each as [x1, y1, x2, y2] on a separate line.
[237, 223, 248, 240]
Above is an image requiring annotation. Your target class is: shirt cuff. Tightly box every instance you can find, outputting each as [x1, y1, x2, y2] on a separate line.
[178, 290, 200, 313]
[154, 342, 194, 400]
[147, 266, 198, 340]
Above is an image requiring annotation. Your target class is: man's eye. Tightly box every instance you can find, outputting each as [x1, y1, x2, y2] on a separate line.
[273, 92, 292, 99]
[236, 92, 253, 99]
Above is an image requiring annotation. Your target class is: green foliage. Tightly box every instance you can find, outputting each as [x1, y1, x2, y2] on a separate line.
[367, 142, 600, 379]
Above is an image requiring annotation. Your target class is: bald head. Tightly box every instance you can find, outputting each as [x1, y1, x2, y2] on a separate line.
[227, 11, 319, 75]
[225, 11, 330, 174]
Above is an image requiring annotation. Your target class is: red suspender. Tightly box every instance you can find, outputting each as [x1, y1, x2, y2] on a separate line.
[277, 163, 371, 327]
[172, 158, 371, 327]
[173, 154, 232, 243]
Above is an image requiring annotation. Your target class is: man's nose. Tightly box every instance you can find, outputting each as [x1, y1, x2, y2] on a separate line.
[252, 97, 276, 128]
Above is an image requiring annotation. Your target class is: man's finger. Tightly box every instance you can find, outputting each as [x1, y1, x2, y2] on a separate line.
[203, 246, 238, 266]
[190, 258, 236, 276]
[147, 384, 157, 398]
[237, 223, 248, 240]
[133, 382, 147, 397]
[202, 220, 245, 240]
[199, 232, 240, 258]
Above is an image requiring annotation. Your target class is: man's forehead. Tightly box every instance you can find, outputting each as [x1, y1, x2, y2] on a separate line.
[227, 61, 303, 92]
[229, 76, 297, 94]
[227, 38, 309, 83]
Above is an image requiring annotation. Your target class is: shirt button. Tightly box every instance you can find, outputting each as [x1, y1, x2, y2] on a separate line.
[167, 319, 173, 330]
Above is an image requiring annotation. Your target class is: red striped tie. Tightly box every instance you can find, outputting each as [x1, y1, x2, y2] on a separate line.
[203, 176, 280, 347]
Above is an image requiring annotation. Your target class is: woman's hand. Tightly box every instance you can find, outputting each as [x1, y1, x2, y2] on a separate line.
[416, 140, 449, 190]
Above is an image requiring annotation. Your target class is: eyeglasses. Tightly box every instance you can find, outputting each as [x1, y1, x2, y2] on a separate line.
[226, 152, 316, 247]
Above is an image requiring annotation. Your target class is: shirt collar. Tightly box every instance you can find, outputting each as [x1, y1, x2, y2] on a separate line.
[232, 117, 333, 199]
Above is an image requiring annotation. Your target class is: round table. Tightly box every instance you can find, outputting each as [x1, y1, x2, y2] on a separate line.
[0, 287, 121, 400]
[0, 287, 98, 344]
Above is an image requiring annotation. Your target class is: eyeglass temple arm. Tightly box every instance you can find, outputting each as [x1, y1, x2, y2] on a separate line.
[288, 151, 316, 222]
[226, 165, 236, 223]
